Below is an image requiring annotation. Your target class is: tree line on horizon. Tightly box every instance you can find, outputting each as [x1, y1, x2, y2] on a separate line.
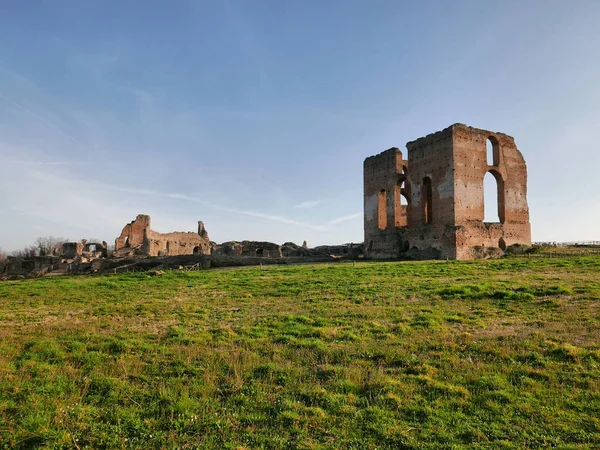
[1, 236, 112, 259]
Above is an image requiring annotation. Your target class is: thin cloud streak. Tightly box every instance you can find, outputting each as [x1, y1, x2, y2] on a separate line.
[0, 91, 82, 144]
[82, 181, 329, 231]
[294, 200, 321, 209]
[327, 213, 362, 226]
[73, 179, 358, 232]
[7, 160, 84, 166]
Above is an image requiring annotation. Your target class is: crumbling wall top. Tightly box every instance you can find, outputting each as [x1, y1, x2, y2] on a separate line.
[406, 123, 516, 149]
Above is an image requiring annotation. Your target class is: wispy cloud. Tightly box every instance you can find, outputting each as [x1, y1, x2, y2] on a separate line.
[327, 213, 362, 226]
[7, 160, 84, 166]
[0, 91, 82, 144]
[34, 176, 356, 233]
[51, 178, 330, 231]
[293, 200, 321, 209]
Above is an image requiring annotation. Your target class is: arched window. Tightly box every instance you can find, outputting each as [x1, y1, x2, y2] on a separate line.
[422, 177, 432, 224]
[484, 170, 505, 223]
[487, 136, 500, 166]
[378, 189, 387, 230]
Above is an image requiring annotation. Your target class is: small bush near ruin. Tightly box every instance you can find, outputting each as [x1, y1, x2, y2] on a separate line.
[1, 256, 600, 448]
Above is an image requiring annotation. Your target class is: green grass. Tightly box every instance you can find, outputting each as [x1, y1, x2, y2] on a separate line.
[1, 256, 600, 449]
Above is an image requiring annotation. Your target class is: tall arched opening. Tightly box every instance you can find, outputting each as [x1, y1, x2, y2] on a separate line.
[484, 170, 505, 223]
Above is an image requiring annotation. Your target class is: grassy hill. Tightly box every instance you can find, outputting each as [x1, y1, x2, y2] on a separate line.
[1, 256, 599, 449]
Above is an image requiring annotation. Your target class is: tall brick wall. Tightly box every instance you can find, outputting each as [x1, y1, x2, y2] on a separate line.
[363, 148, 406, 258]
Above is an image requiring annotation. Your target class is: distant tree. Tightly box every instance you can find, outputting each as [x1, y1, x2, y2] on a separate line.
[0, 248, 6, 262]
[10, 237, 67, 258]
[34, 236, 67, 257]
[12, 246, 37, 258]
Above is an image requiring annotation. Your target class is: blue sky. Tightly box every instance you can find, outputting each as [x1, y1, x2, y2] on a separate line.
[1, 0, 599, 252]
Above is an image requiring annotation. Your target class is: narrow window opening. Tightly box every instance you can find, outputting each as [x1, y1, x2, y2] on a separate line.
[394, 182, 409, 227]
[401, 192, 410, 226]
[484, 171, 505, 223]
[422, 177, 432, 224]
[193, 246, 202, 254]
[378, 189, 387, 230]
[487, 137, 500, 166]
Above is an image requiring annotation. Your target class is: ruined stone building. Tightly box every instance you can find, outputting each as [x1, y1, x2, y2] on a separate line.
[114, 214, 211, 257]
[364, 124, 531, 260]
[212, 241, 283, 258]
[62, 240, 108, 260]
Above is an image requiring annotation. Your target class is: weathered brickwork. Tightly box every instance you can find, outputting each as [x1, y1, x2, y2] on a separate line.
[364, 124, 531, 260]
[114, 214, 211, 257]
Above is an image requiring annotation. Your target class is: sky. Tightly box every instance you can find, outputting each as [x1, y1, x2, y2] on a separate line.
[1, 0, 599, 252]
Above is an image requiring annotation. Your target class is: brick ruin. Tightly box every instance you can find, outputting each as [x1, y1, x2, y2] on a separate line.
[114, 214, 211, 257]
[4, 124, 534, 279]
[213, 241, 283, 258]
[364, 124, 531, 260]
[62, 240, 108, 260]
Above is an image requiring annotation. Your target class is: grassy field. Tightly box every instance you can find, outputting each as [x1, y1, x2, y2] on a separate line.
[1, 256, 600, 449]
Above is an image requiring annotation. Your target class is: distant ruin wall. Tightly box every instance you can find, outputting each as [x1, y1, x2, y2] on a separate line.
[62, 240, 108, 260]
[115, 214, 150, 250]
[144, 229, 211, 257]
[114, 214, 211, 257]
[212, 241, 282, 258]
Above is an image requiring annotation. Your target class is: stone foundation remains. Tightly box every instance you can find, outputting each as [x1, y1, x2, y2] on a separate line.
[364, 124, 531, 260]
